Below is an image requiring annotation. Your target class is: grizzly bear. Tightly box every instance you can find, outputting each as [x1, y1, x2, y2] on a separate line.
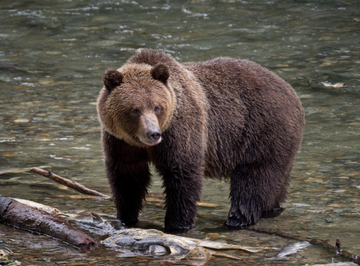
[97, 49, 304, 232]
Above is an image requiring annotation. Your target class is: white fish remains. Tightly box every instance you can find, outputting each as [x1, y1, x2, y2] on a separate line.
[102, 228, 265, 253]
[321, 82, 346, 88]
[266, 241, 311, 260]
[101, 227, 266, 264]
[0, 246, 12, 257]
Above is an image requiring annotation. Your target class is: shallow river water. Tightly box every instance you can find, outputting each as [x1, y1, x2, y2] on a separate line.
[0, 0, 360, 265]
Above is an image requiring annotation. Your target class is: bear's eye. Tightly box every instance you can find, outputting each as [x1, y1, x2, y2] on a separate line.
[130, 108, 141, 116]
[154, 106, 161, 113]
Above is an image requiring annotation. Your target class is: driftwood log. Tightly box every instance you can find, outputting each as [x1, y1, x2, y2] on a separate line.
[0, 196, 98, 250]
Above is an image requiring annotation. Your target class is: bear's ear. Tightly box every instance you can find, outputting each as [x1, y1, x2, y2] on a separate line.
[150, 64, 170, 84]
[103, 69, 123, 92]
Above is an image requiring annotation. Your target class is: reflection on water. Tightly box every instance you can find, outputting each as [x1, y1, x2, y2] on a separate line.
[0, 0, 359, 265]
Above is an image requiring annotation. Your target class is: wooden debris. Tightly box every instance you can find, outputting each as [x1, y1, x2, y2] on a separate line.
[197, 202, 220, 208]
[0, 196, 98, 250]
[14, 198, 61, 215]
[29, 167, 111, 200]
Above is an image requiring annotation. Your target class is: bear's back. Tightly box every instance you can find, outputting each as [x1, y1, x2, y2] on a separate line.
[184, 58, 304, 178]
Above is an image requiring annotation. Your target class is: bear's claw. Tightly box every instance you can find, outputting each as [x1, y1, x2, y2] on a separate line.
[225, 214, 252, 229]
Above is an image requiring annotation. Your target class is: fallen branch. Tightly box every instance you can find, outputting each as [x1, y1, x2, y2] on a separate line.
[0, 196, 98, 250]
[29, 167, 111, 200]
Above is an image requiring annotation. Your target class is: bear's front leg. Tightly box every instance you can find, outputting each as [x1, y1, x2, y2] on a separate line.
[102, 130, 151, 225]
[162, 168, 203, 233]
[152, 134, 205, 233]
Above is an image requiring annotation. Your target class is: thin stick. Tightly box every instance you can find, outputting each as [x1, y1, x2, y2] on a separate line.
[29, 167, 111, 200]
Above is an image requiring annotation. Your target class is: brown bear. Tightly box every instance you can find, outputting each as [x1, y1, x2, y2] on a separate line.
[97, 49, 304, 233]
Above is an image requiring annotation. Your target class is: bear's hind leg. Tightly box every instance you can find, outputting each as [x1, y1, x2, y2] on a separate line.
[226, 163, 288, 228]
[261, 179, 288, 219]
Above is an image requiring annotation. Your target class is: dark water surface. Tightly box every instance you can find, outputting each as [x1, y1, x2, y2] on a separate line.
[1, 0, 359, 265]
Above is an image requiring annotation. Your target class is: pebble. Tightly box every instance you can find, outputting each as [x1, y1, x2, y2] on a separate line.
[38, 77, 55, 85]
[14, 118, 29, 123]
[333, 189, 346, 193]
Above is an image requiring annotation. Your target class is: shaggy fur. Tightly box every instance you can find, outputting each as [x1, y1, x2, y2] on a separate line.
[97, 49, 304, 232]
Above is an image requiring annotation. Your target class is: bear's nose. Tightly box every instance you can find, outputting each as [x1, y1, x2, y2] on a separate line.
[146, 130, 161, 142]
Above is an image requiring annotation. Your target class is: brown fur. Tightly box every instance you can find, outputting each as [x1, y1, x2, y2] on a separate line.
[97, 49, 304, 232]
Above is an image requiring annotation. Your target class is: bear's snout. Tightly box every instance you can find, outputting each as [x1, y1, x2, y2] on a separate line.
[146, 130, 161, 143]
[137, 113, 162, 146]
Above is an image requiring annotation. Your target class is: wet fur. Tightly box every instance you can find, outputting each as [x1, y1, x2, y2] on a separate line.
[97, 49, 304, 232]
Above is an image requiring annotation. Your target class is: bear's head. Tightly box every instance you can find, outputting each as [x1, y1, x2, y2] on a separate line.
[97, 63, 176, 147]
